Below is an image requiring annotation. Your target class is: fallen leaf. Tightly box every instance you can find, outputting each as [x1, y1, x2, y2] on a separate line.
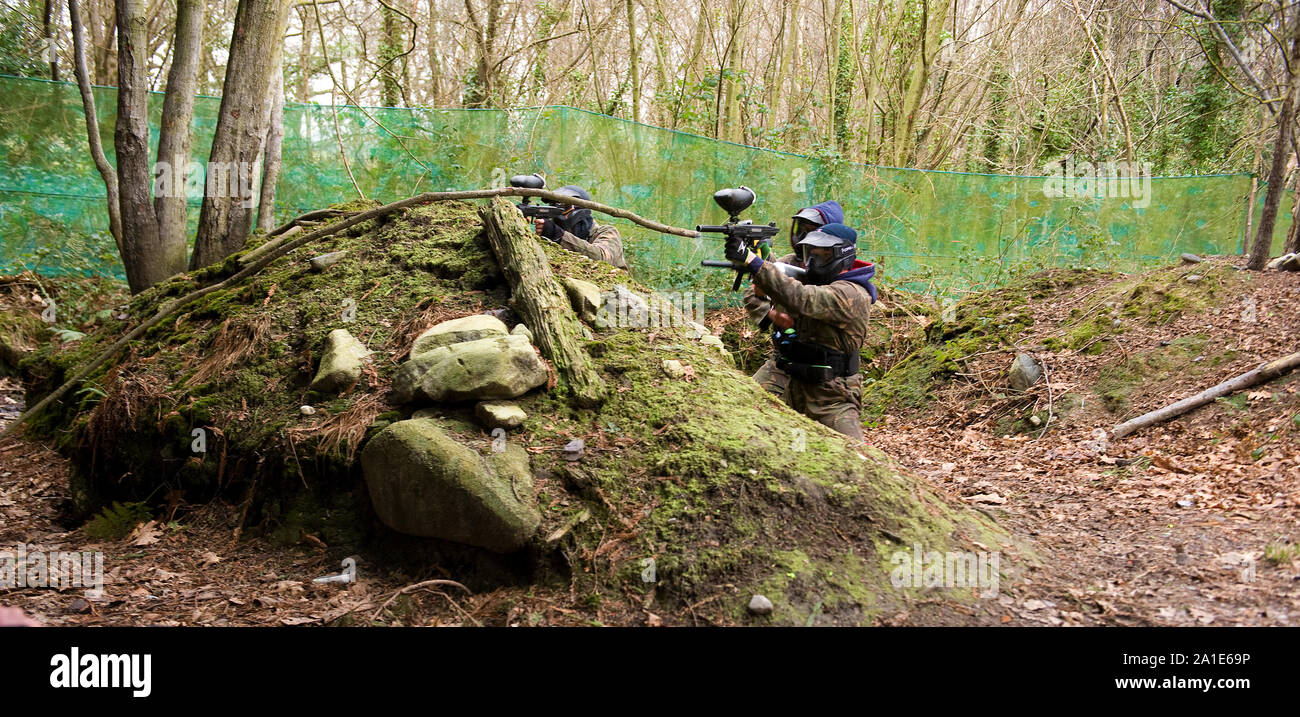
[199, 551, 222, 567]
[964, 493, 1007, 505]
[129, 521, 161, 546]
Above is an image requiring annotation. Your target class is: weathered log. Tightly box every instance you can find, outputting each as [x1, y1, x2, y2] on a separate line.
[1110, 351, 1300, 439]
[480, 197, 607, 408]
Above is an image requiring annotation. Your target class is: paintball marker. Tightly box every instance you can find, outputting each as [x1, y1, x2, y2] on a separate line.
[510, 173, 569, 221]
[698, 187, 804, 291]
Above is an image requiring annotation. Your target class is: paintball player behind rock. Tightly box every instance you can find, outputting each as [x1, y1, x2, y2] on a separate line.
[532, 185, 629, 270]
[728, 222, 877, 441]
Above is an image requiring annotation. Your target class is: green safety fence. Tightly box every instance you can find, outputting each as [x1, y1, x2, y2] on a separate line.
[0, 75, 1285, 298]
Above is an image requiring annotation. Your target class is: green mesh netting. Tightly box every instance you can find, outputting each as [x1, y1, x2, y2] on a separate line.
[0, 75, 1283, 297]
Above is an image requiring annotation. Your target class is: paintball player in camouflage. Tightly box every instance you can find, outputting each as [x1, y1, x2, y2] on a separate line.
[742, 200, 844, 398]
[532, 185, 629, 270]
[728, 221, 877, 441]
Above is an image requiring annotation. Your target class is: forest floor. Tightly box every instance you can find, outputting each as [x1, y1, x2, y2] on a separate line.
[2, 257, 1298, 626]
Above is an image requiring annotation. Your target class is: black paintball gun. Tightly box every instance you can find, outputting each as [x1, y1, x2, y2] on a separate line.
[509, 173, 569, 221]
[698, 187, 805, 291]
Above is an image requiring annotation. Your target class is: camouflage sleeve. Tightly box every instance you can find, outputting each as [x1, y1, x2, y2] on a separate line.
[749, 260, 871, 326]
[742, 286, 772, 324]
[741, 253, 798, 324]
[559, 224, 627, 269]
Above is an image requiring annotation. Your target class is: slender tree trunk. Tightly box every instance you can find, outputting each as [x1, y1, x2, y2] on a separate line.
[258, 62, 285, 232]
[68, 0, 121, 255]
[117, 0, 176, 293]
[44, 0, 60, 81]
[191, 0, 292, 270]
[154, 0, 205, 263]
[296, 5, 312, 102]
[625, 0, 641, 122]
[1248, 33, 1300, 271]
[1244, 105, 1266, 254]
[380, 2, 401, 107]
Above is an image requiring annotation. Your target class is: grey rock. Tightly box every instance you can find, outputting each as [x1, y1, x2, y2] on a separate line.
[392, 334, 548, 404]
[300, 405, 316, 416]
[475, 401, 527, 429]
[747, 594, 774, 615]
[580, 326, 593, 340]
[563, 438, 584, 462]
[1185, 274, 1202, 283]
[1180, 253, 1203, 264]
[661, 359, 686, 379]
[410, 315, 509, 359]
[510, 323, 534, 342]
[1008, 353, 1043, 392]
[362, 418, 540, 552]
[684, 321, 710, 340]
[309, 328, 370, 393]
[1265, 252, 1295, 270]
[1281, 254, 1300, 272]
[561, 277, 603, 323]
[309, 250, 348, 272]
[1176, 499, 1194, 508]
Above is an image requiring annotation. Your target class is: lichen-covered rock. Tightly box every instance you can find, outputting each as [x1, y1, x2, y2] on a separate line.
[475, 400, 527, 429]
[309, 250, 348, 272]
[510, 323, 534, 342]
[361, 418, 540, 551]
[309, 329, 370, 392]
[392, 334, 547, 403]
[1008, 353, 1043, 392]
[410, 314, 509, 359]
[561, 277, 602, 323]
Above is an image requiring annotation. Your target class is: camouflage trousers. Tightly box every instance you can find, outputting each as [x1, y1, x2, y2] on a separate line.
[752, 358, 863, 441]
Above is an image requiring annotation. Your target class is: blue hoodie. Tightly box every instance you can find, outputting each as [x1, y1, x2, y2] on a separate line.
[838, 259, 878, 304]
[803, 200, 844, 225]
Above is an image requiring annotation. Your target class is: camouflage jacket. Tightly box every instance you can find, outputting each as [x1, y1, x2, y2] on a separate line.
[746, 256, 876, 359]
[558, 223, 628, 270]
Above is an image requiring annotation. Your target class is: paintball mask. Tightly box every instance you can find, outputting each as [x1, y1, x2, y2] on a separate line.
[547, 185, 595, 240]
[795, 223, 857, 285]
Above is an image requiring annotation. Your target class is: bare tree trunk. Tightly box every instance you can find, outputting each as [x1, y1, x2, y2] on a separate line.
[68, 0, 121, 255]
[296, 4, 313, 102]
[625, 0, 641, 122]
[154, 0, 205, 262]
[117, 0, 177, 293]
[1248, 33, 1300, 271]
[44, 0, 60, 81]
[191, 0, 291, 270]
[257, 61, 285, 232]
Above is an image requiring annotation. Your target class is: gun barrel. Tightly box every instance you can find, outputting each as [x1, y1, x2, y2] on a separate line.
[696, 224, 731, 233]
[700, 260, 737, 268]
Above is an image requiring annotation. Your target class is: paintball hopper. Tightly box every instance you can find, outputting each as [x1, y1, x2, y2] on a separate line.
[712, 186, 756, 220]
[510, 173, 567, 220]
[510, 173, 546, 191]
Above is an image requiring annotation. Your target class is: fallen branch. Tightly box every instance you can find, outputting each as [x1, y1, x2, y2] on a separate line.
[1, 187, 695, 440]
[1110, 351, 1300, 439]
[371, 579, 472, 622]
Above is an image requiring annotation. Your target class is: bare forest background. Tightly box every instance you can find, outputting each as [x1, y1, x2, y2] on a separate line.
[5, 0, 1298, 176]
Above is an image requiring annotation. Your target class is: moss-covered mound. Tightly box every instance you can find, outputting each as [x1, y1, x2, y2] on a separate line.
[19, 199, 1012, 625]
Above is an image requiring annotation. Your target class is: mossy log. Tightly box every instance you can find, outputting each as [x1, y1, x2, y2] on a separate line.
[480, 197, 606, 407]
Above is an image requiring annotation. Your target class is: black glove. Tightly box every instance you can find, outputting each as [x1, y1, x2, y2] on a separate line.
[725, 236, 758, 267]
[538, 218, 564, 242]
